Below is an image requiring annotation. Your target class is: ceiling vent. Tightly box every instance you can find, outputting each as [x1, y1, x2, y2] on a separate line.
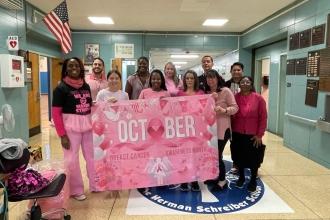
[0, 0, 23, 10]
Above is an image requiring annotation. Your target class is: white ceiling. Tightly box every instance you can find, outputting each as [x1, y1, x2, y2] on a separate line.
[27, 0, 298, 70]
[27, 0, 297, 32]
[149, 48, 231, 71]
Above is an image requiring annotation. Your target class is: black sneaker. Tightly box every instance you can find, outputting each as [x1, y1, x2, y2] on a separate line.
[204, 179, 217, 185]
[236, 177, 245, 188]
[211, 183, 228, 191]
[180, 183, 189, 191]
[191, 182, 201, 192]
[247, 180, 257, 192]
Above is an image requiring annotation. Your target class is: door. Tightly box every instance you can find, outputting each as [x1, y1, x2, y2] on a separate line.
[112, 58, 122, 73]
[51, 58, 62, 92]
[50, 57, 63, 120]
[121, 59, 137, 89]
[28, 52, 41, 137]
[277, 54, 287, 136]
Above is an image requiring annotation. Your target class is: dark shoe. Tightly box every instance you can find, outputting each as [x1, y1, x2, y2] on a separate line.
[204, 179, 218, 185]
[180, 183, 189, 191]
[236, 177, 245, 188]
[211, 183, 228, 191]
[247, 180, 257, 192]
[191, 182, 200, 192]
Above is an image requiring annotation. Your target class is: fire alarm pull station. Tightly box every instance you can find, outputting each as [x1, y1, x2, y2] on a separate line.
[0, 54, 24, 88]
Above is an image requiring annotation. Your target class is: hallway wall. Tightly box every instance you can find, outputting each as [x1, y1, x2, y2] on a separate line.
[240, 0, 330, 168]
[0, 6, 28, 141]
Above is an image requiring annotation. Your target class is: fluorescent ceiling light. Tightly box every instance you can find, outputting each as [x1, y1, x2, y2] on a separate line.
[171, 54, 199, 59]
[175, 65, 182, 69]
[88, 17, 114, 24]
[173, 61, 187, 65]
[202, 19, 228, 26]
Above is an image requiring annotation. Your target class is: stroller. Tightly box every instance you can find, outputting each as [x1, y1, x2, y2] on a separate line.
[0, 147, 71, 220]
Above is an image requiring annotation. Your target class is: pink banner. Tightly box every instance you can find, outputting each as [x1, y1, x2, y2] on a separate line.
[92, 95, 219, 190]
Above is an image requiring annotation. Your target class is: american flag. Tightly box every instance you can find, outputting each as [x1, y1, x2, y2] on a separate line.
[43, 1, 72, 54]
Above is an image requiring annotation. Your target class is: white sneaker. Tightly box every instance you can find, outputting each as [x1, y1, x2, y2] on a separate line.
[73, 194, 87, 201]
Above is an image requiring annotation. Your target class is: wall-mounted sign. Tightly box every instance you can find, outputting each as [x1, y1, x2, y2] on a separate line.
[7, 36, 19, 51]
[312, 24, 325, 46]
[305, 79, 319, 107]
[286, 59, 295, 75]
[289, 33, 299, 50]
[295, 58, 307, 75]
[307, 50, 320, 77]
[115, 43, 134, 58]
[85, 43, 100, 64]
[299, 29, 311, 48]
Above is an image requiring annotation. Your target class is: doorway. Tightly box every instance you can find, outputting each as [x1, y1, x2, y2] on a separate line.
[28, 52, 41, 137]
[111, 58, 137, 89]
[255, 58, 270, 113]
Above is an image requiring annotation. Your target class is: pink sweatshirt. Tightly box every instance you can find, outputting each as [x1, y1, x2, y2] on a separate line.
[165, 78, 183, 97]
[213, 87, 239, 140]
[138, 88, 170, 99]
[232, 92, 267, 138]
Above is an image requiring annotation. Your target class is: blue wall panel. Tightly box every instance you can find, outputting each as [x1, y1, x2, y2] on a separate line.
[241, 0, 330, 167]
[0, 6, 28, 142]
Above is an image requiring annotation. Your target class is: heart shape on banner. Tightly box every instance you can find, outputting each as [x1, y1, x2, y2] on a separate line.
[199, 98, 208, 108]
[159, 99, 168, 110]
[9, 40, 17, 48]
[147, 118, 164, 138]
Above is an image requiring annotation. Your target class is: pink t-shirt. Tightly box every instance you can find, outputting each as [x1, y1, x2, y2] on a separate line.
[177, 90, 204, 96]
[85, 73, 108, 101]
[138, 88, 170, 99]
[165, 78, 183, 97]
[231, 92, 267, 138]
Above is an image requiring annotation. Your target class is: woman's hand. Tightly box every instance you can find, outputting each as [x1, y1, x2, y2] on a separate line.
[61, 135, 70, 149]
[107, 97, 117, 103]
[251, 136, 262, 147]
[214, 105, 226, 114]
[211, 92, 218, 99]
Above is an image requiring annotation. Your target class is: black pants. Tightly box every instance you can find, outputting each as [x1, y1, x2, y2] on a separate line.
[216, 129, 231, 181]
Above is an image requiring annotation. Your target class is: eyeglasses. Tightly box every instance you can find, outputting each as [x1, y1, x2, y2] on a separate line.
[240, 80, 252, 85]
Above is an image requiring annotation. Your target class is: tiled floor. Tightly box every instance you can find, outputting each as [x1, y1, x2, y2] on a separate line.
[8, 96, 330, 219]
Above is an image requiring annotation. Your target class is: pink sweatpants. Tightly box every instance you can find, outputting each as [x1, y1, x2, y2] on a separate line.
[63, 130, 96, 196]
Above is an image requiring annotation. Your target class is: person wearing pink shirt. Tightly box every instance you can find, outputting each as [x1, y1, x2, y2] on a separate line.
[231, 76, 267, 192]
[164, 62, 183, 96]
[139, 69, 170, 99]
[85, 58, 108, 101]
[205, 69, 238, 191]
[52, 57, 95, 201]
[177, 70, 204, 192]
[177, 70, 204, 97]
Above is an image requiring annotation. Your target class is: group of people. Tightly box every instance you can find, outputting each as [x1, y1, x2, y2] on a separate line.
[51, 55, 267, 201]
